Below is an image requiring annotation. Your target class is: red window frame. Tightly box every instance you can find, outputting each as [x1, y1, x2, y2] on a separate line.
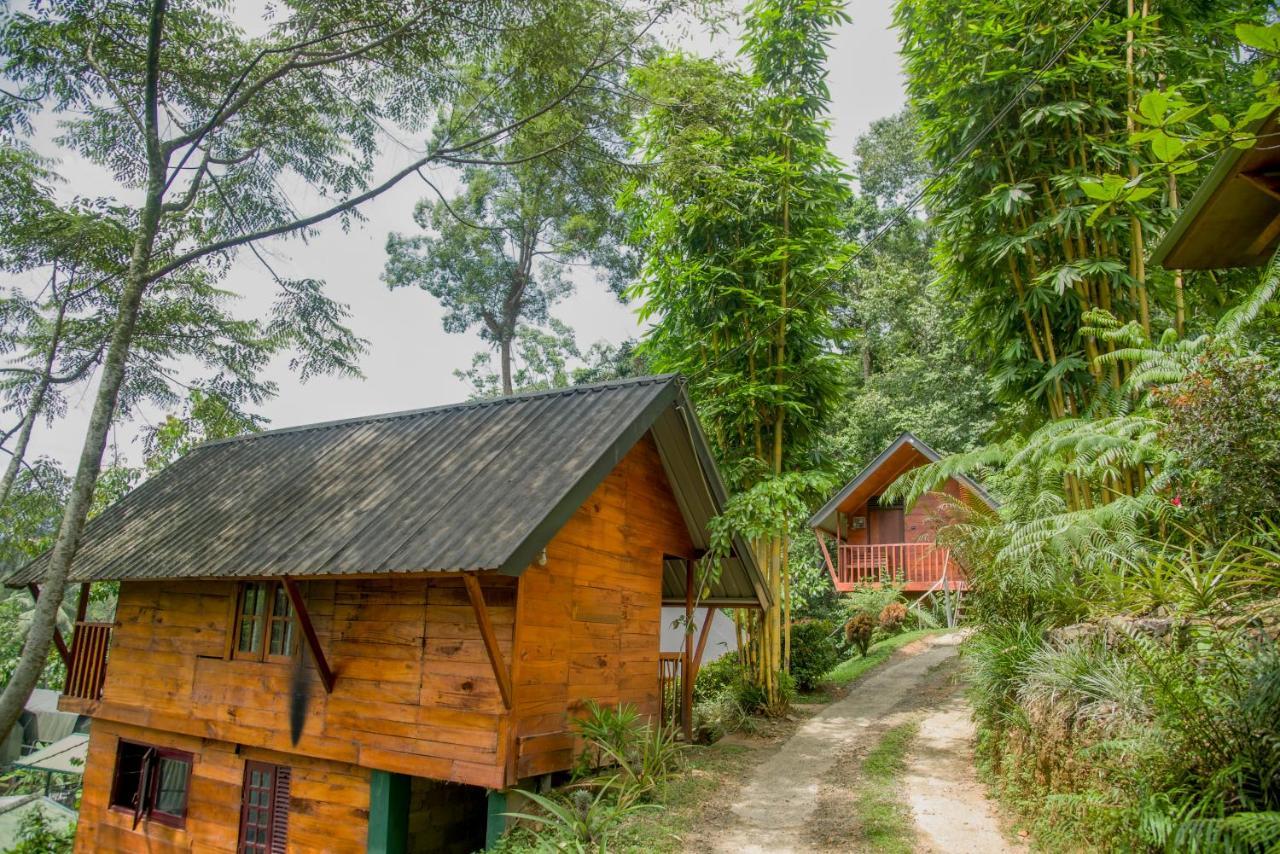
[108, 740, 193, 829]
[233, 582, 296, 662]
[238, 760, 291, 853]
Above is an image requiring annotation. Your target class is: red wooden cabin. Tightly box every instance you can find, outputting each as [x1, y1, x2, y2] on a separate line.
[808, 433, 997, 595]
[5, 375, 767, 853]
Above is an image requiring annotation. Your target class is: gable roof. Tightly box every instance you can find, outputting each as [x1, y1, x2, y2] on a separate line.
[6, 375, 768, 608]
[807, 432, 997, 535]
[1150, 109, 1280, 270]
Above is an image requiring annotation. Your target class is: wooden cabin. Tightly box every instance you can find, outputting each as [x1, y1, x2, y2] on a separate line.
[5, 375, 767, 853]
[807, 433, 997, 595]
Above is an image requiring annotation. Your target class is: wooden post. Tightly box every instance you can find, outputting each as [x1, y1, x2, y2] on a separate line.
[367, 769, 409, 854]
[282, 577, 335, 694]
[485, 790, 508, 849]
[682, 560, 695, 741]
[691, 605, 715, 684]
[463, 573, 514, 710]
[28, 584, 70, 667]
[814, 530, 837, 584]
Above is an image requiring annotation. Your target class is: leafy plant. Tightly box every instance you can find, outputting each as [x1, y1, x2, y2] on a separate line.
[572, 701, 642, 779]
[845, 612, 876, 658]
[878, 603, 908, 635]
[787, 620, 840, 691]
[504, 778, 656, 854]
[4, 807, 74, 854]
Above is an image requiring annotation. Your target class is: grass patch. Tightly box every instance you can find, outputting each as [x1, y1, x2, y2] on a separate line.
[826, 629, 949, 688]
[853, 719, 920, 853]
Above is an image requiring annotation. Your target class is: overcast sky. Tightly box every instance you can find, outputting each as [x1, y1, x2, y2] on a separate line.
[21, 0, 906, 471]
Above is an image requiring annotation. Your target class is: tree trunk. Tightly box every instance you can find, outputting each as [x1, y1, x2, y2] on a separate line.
[0, 0, 167, 742]
[499, 336, 514, 396]
[0, 301, 66, 508]
[0, 266, 150, 741]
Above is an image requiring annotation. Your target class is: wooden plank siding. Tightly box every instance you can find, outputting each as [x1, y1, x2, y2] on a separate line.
[69, 433, 696, 850]
[74, 719, 370, 853]
[510, 434, 694, 779]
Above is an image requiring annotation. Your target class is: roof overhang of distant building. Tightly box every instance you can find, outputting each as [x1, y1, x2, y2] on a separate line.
[807, 432, 998, 535]
[1151, 109, 1280, 270]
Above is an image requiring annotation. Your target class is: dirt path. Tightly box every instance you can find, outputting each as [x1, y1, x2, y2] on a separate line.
[707, 632, 1021, 854]
[906, 693, 1023, 853]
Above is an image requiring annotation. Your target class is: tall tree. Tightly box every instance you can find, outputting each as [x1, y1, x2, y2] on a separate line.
[895, 0, 1270, 423]
[384, 5, 642, 395]
[0, 0, 668, 739]
[825, 110, 998, 466]
[627, 0, 853, 708]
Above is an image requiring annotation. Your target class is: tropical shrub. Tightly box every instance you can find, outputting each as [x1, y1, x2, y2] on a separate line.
[787, 620, 839, 691]
[1158, 349, 1280, 540]
[4, 808, 74, 854]
[692, 655, 743, 705]
[844, 612, 875, 658]
[503, 778, 656, 853]
[878, 603, 907, 634]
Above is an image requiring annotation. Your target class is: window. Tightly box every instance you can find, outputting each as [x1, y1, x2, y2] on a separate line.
[234, 583, 296, 661]
[238, 761, 291, 853]
[109, 740, 192, 828]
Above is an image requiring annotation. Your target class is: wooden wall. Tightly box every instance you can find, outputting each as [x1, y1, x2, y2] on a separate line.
[86, 572, 515, 789]
[74, 719, 370, 853]
[510, 434, 695, 779]
[841, 478, 965, 546]
[70, 429, 697, 852]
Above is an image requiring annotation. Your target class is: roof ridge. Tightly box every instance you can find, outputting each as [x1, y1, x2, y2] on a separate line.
[196, 373, 681, 451]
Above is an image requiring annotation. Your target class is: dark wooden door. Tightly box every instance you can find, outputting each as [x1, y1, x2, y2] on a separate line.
[870, 506, 905, 544]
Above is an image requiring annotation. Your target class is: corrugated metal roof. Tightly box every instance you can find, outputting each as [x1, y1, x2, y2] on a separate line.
[6, 375, 769, 608]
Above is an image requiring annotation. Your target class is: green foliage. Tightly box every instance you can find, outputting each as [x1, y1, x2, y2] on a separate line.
[383, 0, 647, 394]
[896, 0, 1277, 422]
[787, 620, 839, 691]
[572, 701, 644, 779]
[504, 778, 657, 854]
[1157, 349, 1280, 538]
[691, 655, 755, 743]
[3, 806, 74, 854]
[570, 701, 683, 803]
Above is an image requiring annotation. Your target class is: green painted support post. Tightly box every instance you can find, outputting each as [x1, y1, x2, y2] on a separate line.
[485, 790, 508, 849]
[367, 770, 409, 854]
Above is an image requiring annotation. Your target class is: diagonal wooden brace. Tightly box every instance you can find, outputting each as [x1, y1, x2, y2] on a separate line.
[463, 573, 513, 710]
[28, 584, 70, 667]
[283, 577, 335, 694]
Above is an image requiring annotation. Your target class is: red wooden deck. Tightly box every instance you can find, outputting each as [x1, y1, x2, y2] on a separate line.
[825, 542, 966, 593]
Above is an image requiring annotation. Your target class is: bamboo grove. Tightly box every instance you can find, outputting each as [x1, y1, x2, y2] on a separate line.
[895, 0, 1274, 513]
[625, 0, 852, 707]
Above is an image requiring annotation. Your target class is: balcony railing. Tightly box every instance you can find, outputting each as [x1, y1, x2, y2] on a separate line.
[64, 621, 112, 702]
[833, 543, 963, 591]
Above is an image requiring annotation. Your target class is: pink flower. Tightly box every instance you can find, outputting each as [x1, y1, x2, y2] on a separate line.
[1172, 495, 1182, 508]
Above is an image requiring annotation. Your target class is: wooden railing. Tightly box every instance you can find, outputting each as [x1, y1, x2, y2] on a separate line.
[835, 542, 961, 589]
[658, 652, 682, 727]
[64, 621, 112, 702]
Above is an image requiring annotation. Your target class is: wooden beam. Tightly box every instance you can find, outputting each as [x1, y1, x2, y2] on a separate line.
[682, 560, 695, 740]
[27, 584, 70, 667]
[73, 583, 90, 627]
[463, 573, 513, 710]
[814, 530, 838, 584]
[1246, 209, 1280, 256]
[282, 577, 335, 694]
[691, 605, 716, 684]
[1240, 169, 1280, 202]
